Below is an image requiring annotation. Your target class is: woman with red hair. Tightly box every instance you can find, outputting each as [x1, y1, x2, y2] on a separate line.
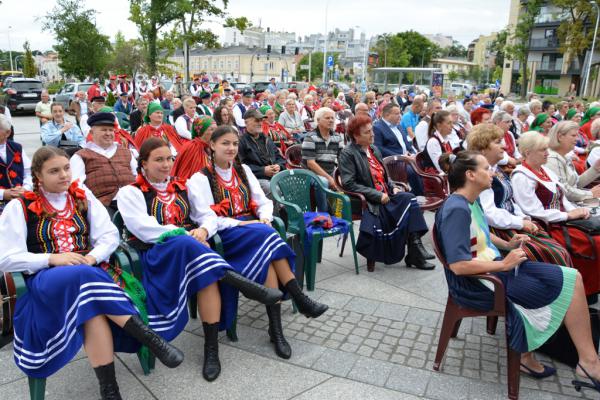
[470, 107, 492, 126]
[338, 115, 434, 271]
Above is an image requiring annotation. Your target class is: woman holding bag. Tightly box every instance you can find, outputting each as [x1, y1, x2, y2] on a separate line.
[338, 114, 434, 271]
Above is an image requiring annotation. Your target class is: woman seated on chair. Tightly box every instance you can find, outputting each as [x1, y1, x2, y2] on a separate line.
[511, 131, 600, 296]
[133, 103, 187, 156]
[338, 114, 434, 271]
[436, 150, 600, 386]
[420, 110, 453, 186]
[116, 138, 282, 382]
[0, 146, 184, 400]
[189, 125, 329, 360]
[0, 115, 31, 213]
[466, 123, 572, 267]
[261, 105, 295, 153]
[170, 116, 216, 180]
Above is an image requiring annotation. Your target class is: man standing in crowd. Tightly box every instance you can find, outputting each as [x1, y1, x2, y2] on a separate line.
[196, 92, 213, 116]
[172, 75, 186, 98]
[35, 90, 52, 125]
[160, 91, 175, 111]
[105, 75, 118, 98]
[238, 109, 286, 195]
[233, 90, 254, 133]
[70, 112, 137, 216]
[113, 92, 133, 115]
[415, 100, 442, 151]
[67, 91, 89, 127]
[267, 77, 278, 94]
[117, 75, 133, 98]
[400, 95, 424, 141]
[87, 78, 102, 100]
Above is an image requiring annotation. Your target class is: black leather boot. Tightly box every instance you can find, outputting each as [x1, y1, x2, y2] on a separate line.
[410, 232, 435, 260]
[94, 362, 122, 400]
[222, 270, 282, 305]
[285, 279, 328, 318]
[202, 322, 221, 381]
[122, 316, 184, 368]
[405, 235, 435, 270]
[266, 303, 291, 359]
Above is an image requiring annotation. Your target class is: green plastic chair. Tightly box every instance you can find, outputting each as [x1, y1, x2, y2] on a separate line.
[0, 247, 142, 400]
[114, 111, 130, 131]
[162, 110, 172, 125]
[270, 169, 359, 291]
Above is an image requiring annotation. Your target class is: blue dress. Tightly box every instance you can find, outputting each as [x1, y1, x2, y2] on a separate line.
[434, 194, 576, 352]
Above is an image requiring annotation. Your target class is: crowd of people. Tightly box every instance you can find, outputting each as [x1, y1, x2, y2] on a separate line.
[2, 72, 600, 397]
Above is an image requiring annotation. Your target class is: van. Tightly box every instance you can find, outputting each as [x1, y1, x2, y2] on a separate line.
[449, 82, 474, 96]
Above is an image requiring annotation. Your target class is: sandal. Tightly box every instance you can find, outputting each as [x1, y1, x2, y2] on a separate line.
[520, 363, 556, 379]
[573, 363, 600, 393]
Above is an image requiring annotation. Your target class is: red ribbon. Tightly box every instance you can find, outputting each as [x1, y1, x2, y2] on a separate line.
[23, 191, 43, 216]
[68, 181, 87, 200]
[210, 198, 231, 216]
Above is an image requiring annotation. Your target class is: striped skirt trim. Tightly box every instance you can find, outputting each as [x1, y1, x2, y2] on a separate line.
[515, 266, 577, 352]
[491, 227, 573, 267]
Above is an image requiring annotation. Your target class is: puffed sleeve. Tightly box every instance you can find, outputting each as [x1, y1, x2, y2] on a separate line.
[186, 172, 219, 238]
[0, 199, 50, 273]
[243, 164, 273, 221]
[426, 138, 443, 173]
[116, 185, 179, 243]
[511, 172, 568, 222]
[479, 187, 524, 230]
[85, 187, 119, 263]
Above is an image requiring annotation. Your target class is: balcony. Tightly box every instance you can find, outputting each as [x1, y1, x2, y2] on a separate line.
[537, 60, 562, 73]
[529, 37, 559, 50]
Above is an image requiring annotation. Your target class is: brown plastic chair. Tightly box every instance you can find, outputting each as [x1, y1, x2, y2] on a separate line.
[285, 144, 304, 169]
[382, 154, 445, 211]
[431, 225, 521, 400]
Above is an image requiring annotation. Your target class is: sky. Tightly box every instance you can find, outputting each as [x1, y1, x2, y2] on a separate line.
[0, 0, 511, 53]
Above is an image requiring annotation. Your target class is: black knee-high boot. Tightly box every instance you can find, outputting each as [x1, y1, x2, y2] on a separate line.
[266, 303, 291, 359]
[122, 316, 184, 368]
[94, 362, 122, 400]
[221, 270, 283, 305]
[285, 279, 329, 318]
[404, 233, 435, 270]
[202, 322, 221, 381]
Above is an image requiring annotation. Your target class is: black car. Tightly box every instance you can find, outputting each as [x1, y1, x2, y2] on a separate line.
[2, 78, 43, 114]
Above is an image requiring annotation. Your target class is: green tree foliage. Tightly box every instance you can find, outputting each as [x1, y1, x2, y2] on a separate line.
[42, 0, 112, 80]
[447, 70, 459, 82]
[0, 50, 23, 71]
[490, 29, 508, 68]
[441, 41, 468, 58]
[371, 31, 439, 68]
[296, 52, 339, 82]
[106, 31, 146, 79]
[22, 42, 37, 77]
[503, 0, 542, 98]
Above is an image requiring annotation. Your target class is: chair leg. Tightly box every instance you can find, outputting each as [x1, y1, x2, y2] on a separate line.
[317, 240, 323, 263]
[306, 237, 320, 291]
[188, 295, 198, 319]
[486, 316, 498, 335]
[339, 233, 348, 257]
[349, 229, 360, 275]
[433, 299, 460, 371]
[137, 351, 155, 375]
[450, 319, 462, 338]
[28, 377, 46, 400]
[226, 314, 239, 342]
[506, 347, 521, 400]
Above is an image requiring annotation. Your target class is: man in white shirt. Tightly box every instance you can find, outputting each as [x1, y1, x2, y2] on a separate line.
[232, 90, 254, 132]
[189, 77, 202, 97]
[70, 112, 137, 215]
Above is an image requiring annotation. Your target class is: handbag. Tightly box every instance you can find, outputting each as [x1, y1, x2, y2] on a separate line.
[565, 215, 600, 234]
[537, 308, 600, 368]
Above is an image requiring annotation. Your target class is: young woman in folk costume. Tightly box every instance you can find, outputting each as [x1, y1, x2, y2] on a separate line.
[170, 116, 216, 180]
[116, 138, 281, 381]
[192, 125, 329, 359]
[133, 103, 187, 156]
[260, 105, 295, 154]
[0, 146, 184, 400]
[420, 110, 454, 194]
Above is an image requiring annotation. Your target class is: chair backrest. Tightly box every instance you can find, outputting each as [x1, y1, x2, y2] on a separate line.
[270, 169, 317, 212]
[115, 111, 130, 130]
[285, 144, 304, 169]
[111, 210, 129, 241]
[382, 155, 409, 184]
[415, 152, 428, 170]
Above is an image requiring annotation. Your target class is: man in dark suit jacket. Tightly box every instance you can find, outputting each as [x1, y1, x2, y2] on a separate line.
[372, 103, 423, 195]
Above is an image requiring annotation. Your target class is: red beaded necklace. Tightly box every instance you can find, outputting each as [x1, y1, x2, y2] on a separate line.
[522, 161, 551, 182]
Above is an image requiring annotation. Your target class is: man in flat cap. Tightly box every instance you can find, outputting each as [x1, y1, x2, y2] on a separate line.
[70, 112, 137, 216]
[233, 90, 255, 133]
[196, 92, 213, 117]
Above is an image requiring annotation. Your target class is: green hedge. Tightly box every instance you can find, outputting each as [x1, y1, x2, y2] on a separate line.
[45, 81, 65, 95]
[533, 86, 559, 95]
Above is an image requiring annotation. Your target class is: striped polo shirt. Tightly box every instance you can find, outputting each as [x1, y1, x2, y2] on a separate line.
[301, 129, 345, 175]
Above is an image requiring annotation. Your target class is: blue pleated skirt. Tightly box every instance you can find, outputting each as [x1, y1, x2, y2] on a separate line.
[217, 223, 295, 303]
[140, 235, 235, 338]
[13, 265, 140, 379]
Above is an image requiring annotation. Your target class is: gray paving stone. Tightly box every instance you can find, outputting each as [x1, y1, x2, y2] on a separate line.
[339, 342, 359, 353]
[373, 302, 410, 321]
[425, 373, 472, 400]
[405, 308, 440, 328]
[385, 364, 432, 396]
[310, 347, 359, 377]
[344, 297, 380, 315]
[293, 377, 424, 400]
[318, 291, 353, 309]
[347, 357, 394, 386]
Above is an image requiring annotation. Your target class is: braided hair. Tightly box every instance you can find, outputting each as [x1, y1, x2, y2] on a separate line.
[204, 125, 251, 204]
[31, 146, 88, 216]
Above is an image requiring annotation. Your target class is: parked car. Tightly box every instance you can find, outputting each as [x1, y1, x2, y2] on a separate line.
[53, 82, 94, 108]
[287, 81, 309, 94]
[1, 78, 43, 114]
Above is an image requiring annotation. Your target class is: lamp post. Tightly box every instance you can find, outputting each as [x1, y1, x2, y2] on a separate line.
[7, 26, 13, 71]
[322, 0, 329, 83]
[584, 1, 600, 97]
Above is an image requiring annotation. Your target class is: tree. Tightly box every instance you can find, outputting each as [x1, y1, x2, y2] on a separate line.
[371, 31, 439, 69]
[42, 0, 112, 80]
[296, 52, 340, 82]
[442, 41, 468, 58]
[106, 31, 146, 79]
[22, 41, 36, 77]
[447, 70, 459, 82]
[490, 29, 509, 69]
[504, 0, 542, 98]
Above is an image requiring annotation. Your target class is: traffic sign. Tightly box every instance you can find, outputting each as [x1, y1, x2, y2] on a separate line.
[300, 64, 310, 70]
[327, 56, 334, 67]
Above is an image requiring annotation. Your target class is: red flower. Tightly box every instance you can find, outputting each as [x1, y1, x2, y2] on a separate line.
[8, 170, 17, 179]
[12, 152, 21, 163]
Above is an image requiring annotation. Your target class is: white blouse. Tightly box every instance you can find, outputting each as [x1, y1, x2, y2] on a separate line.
[174, 114, 196, 140]
[511, 164, 576, 223]
[0, 186, 119, 273]
[188, 164, 273, 232]
[425, 131, 448, 173]
[479, 166, 527, 230]
[116, 178, 218, 243]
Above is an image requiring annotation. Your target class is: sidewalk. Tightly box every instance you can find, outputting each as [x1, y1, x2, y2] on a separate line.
[0, 216, 595, 399]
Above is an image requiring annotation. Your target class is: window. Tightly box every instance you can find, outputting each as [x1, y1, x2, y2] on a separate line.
[545, 29, 555, 38]
[219, 61, 224, 69]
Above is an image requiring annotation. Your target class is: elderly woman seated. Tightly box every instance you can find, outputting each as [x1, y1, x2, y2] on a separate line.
[338, 114, 434, 271]
[512, 131, 600, 296]
[436, 150, 600, 386]
[545, 121, 600, 203]
[278, 98, 306, 141]
[466, 123, 572, 267]
[0, 115, 31, 213]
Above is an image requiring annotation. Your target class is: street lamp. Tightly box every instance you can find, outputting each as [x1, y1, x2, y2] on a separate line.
[584, 1, 600, 97]
[322, 0, 330, 83]
[7, 26, 13, 71]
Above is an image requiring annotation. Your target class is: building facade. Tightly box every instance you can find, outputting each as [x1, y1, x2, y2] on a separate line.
[467, 32, 498, 68]
[430, 58, 477, 79]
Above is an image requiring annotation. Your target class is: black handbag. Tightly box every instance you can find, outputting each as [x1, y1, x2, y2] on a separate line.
[537, 308, 600, 368]
[566, 215, 600, 235]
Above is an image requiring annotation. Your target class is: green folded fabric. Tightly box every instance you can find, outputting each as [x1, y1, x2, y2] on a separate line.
[157, 228, 187, 243]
